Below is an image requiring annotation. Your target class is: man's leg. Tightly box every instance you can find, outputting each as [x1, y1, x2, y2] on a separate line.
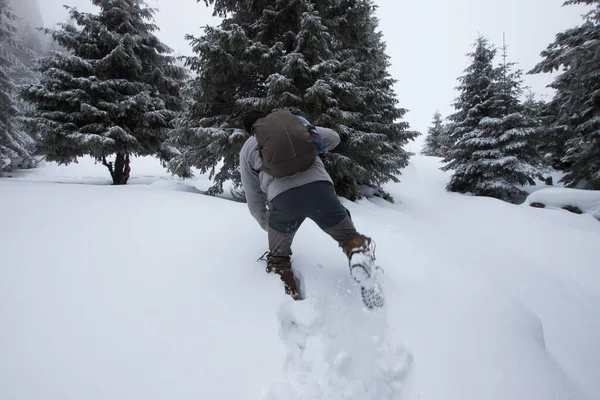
[322, 218, 376, 281]
[267, 196, 306, 299]
[265, 227, 301, 299]
[268, 219, 302, 257]
[305, 182, 376, 281]
[303, 182, 367, 246]
[304, 182, 383, 308]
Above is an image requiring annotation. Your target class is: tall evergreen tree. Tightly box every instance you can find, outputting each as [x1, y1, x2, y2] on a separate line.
[442, 37, 542, 199]
[422, 111, 445, 156]
[442, 37, 501, 191]
[0, 0, 35, 172]
[529, 0, 600, 189]
[167, 0, 415, 201]
[450, 38, 499, 135]
[22, 0, 185, 184]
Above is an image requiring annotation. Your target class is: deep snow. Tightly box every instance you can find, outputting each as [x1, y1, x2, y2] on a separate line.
[1, 155, 599, 400]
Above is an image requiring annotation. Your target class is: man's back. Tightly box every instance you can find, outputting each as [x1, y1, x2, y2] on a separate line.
[239, 126, 341, 201]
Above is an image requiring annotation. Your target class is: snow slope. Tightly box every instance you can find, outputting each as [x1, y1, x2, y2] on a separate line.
[1, 155, 599, 400]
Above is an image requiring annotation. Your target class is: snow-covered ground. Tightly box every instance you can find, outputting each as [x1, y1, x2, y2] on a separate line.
[1, 155, 599, 400]
[525, 187, 600, 220]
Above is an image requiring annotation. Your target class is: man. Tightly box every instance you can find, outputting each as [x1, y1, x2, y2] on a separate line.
[239, 110, 383, 309]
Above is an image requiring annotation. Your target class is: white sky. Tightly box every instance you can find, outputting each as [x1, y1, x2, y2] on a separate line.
[39, 0, 589, 148]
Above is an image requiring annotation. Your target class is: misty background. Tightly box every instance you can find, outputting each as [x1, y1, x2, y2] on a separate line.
[17, 0, 589, 149]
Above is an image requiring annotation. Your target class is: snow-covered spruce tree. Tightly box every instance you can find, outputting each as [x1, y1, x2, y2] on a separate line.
[22, 0, 185, 184]
[165, 1, 287, 192]
[0, 0, 35, 172]
[168, 0, 414, 201]
[442, 37, 501, 191]
[493, 43, 544, 196]
[164, 26, 268, 192]
[456, 112, 543, 199]
[442, 37, 543, 199]
[422, 111, 445, 156]
[529, 0, 600, 189]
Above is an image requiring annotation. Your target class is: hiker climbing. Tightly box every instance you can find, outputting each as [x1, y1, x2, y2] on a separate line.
[239, 110, 384, 309]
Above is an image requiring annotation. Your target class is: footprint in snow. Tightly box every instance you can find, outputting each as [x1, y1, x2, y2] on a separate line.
[263, 262, 413, 400]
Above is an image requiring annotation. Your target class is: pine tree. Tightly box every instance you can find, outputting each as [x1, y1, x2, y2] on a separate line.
[164, 25, 266, 192]
[22, 0, 186, 184]
[168, 0, 415, 201]
[529, 0, 600, 189]
[164, 2, 281, 192]
[422, 111, 445, 156]
[494, 43, 544, 196]
[442, 37, 542, 199]
[0, 0, 35, 172]
[442, 37, 501, 192]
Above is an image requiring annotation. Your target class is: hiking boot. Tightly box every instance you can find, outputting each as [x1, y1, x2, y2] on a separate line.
[342, 234, 376, 284]
[265, 254, 300, 300]
[342, 235, 384, 309]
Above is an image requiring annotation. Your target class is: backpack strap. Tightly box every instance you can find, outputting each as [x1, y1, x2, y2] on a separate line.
[292, 113, 326, 154]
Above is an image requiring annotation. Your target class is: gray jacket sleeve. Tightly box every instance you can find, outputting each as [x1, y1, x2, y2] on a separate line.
[239, 137, 269, 231]
[315, 126, 341, 151]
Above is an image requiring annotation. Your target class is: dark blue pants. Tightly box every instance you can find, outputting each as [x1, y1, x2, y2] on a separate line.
[268, 181, 358, 257]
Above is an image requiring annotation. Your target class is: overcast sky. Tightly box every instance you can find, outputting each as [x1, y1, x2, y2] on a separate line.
[39, 0, 588, 150]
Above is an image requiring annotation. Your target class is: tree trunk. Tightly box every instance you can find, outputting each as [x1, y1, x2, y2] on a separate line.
[103, 152, 131, 185]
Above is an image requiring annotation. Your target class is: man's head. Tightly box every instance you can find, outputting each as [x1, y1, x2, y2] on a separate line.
[243, 111, 268, 136]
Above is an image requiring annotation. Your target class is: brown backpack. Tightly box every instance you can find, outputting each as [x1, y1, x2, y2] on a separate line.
[253, 110, 317, 178]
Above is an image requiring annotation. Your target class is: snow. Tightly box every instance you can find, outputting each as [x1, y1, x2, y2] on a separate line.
[1, 155, 599, 400]
[525, 187, 600, 219]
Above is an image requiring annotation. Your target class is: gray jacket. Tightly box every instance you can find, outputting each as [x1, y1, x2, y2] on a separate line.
[239, 126, 341, 230]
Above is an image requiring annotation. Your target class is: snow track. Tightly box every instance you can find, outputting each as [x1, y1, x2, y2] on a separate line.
[264, 261, 413, 400]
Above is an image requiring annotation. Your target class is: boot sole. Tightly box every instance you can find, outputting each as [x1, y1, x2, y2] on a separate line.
[361, 283, 385, 309]
[350, 265, 384, 309]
